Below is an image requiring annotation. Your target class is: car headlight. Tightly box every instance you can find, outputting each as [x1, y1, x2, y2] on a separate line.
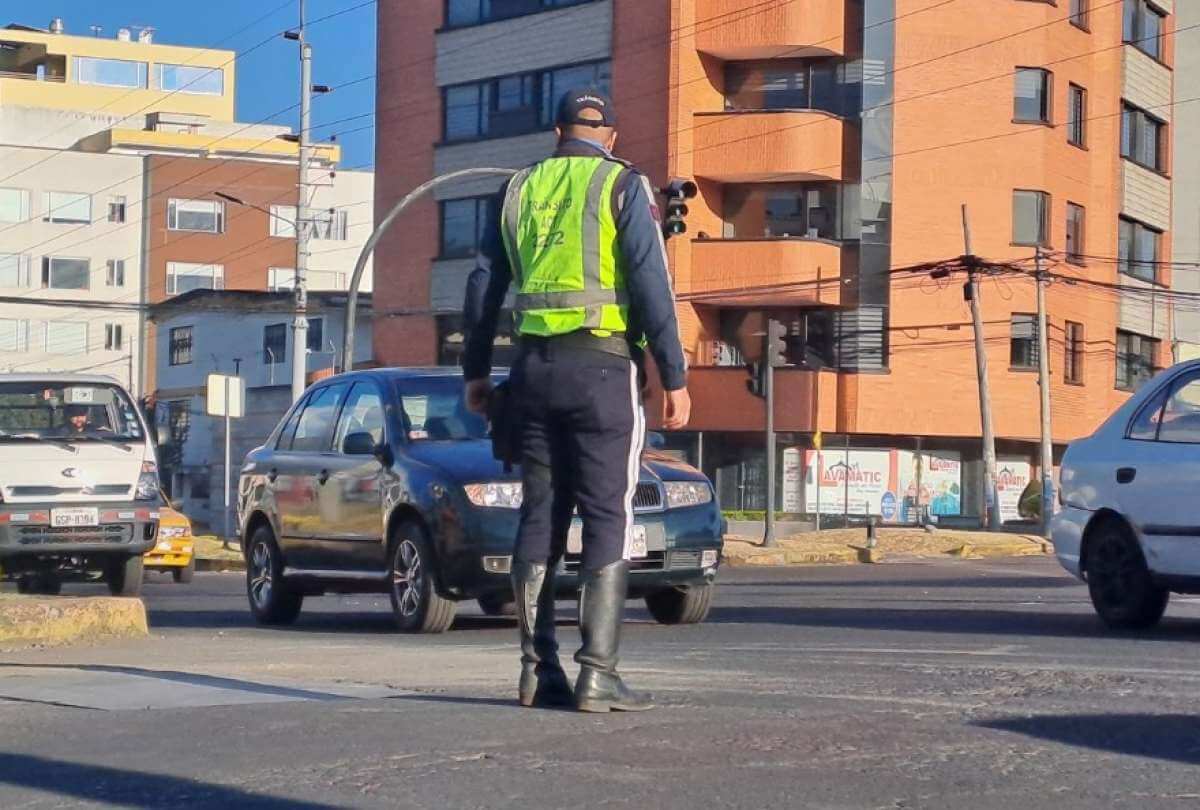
[663, 481, 713, 509]
[464, 482, 523, 509]
[159, 526, 187, 539]
[135, 462, 160, 501]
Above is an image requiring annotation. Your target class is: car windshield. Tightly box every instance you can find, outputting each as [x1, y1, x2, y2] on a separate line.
[395, 377, 490, 442]
[0, 381, 145, 441]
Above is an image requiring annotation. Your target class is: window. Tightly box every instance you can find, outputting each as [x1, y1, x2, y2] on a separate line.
[1070, 0, 1090, 29]
[1156, 375, 1200, 444]
[166, 399, 191, 446]
[157, 64, 224, 95]
[263, 323, 287, 365]
[312, 208, 348, 241]
[0, 188, 30, 223]
[44, 191, 90, 224]
[1116, 330, 1158, 391]
[1121, 103, 1165, 173]
[45, 321, 88, 355]
[307, 317, 324, 354]
[106, 259, 125, 287]
[169, 326, 193, 366]
[442, 60, 611, 142]
[288, 383, 349, 453]
[445, 0, 595, 29]
[1012, 190, 1050, 246]
[166, 262, 224, 295]
[167, 198, 224, 233]
[0, 319, 28, 352]
[268, 268, 296, 291]
[723, 183, 845, 240]
[1065, 321, 1084, 384]
[334, 382, 385, 451]
[1118, 217, 1160, 282]
[1066, 203, 1085, 264]
[1010, 314, 1039, 370]
[724, 59, 847, 116]
[43, 257, 90, 290]
[0, 254, 31, 288]
[108, 195, 126, 223]
[73, 56, 147, 88]
[1014, 68, 1051, 123]
[104, 323, 123, 351]
[276, 396, 307, 450]
[270, 205, 297, 238]
[439, 197, 490, 258]
[1124, 0, 1164, 61]
[1067, 84, 1087, 147]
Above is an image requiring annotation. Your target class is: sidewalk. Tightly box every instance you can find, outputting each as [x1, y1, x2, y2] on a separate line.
[723, 527, 1052, 567]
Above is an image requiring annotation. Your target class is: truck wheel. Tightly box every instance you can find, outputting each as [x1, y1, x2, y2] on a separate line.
[1086, 521, 1169, 630]
[246, 526, 303, 625]
[106, 555, 144, 597]
[173, 558, 196, 584]
[645, 584, 713, 625]
[477, 594, 516, 617]
[388, 521, 455, 633]
[17, 574, 61, 595]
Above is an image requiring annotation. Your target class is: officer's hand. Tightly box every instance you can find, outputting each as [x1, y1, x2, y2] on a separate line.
[662, 387, 691, 431]
[465, 378, 493, 415]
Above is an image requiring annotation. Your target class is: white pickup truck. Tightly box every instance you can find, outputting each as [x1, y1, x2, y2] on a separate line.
[0, 374, 165, 596]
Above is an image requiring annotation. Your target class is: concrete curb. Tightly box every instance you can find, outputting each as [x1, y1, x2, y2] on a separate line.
[197, 557, 245, 573]
[949, 540, 1053, 559]
[0, 596, 148, 648]
[723, 536, 1051, 568]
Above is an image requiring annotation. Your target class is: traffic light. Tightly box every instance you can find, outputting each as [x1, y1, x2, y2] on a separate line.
[745, 362, 767, 399]
[660, 178, 697, 240]
[765, 318, 788, 367]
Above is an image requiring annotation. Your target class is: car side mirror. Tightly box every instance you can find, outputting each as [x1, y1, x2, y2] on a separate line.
[646, 431, 666, 450]
[343, 431, 377, 456]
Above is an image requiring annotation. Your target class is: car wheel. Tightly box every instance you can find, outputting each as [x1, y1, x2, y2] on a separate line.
[389, 522, 455, 633]
[246, 526, 303, 625]
[106, 555, 144, 597]
[477, 594, 516, 617]
[1086, 521, 1169, 630]
[173, 558, 196, 584]
[644, 583, 714, 625]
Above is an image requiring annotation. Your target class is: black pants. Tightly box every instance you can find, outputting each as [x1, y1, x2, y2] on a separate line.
[511, 342, 644, 572]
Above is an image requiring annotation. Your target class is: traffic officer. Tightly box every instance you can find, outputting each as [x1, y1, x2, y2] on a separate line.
[464, 87, 690, 713]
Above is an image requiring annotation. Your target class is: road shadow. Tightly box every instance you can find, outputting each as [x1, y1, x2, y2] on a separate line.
[0, 753, 344, 808]
[977, 714, 1200, 765]
[706, 605, 1200, 641]
[386, 693, 528, 709]
[718, 576, 1079, 590]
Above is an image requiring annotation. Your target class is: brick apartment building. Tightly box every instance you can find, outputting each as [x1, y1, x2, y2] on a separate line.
[373, 0, 1177, 520]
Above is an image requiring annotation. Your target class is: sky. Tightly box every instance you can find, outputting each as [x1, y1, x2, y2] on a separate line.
[10, 1, 378, 169]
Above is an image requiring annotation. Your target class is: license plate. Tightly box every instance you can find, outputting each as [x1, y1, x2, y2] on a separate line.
[51, 507, 99, 528]
[565, 524, 648, 558]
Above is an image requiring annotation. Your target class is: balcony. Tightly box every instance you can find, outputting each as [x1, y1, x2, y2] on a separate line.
[695, 0, 846, 59]
[693, 110, 848, 183]
[687, 238, 845, 305]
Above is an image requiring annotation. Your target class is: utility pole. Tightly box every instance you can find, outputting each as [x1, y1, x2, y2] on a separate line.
[962, 205, 1000, 530]
[290, 0, 312, 403]
[1034, 248, 1054, 539]
[764, 358, 776, 548]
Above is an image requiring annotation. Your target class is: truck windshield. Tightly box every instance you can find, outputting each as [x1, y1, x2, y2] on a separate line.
[0, 381, 145, 442]
[395, 377, 489, 442]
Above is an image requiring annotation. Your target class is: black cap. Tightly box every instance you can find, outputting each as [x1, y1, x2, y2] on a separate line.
[555, 86, 616, 128]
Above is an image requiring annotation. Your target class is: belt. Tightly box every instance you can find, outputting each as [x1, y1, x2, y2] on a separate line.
[518, 331, 632, 359]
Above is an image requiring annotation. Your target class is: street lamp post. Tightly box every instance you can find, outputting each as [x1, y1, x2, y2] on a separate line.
[340, 168, 519, 373]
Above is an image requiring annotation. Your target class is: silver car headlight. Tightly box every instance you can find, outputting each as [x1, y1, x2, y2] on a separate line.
[135, 461, 160, 501]
[663, 481, 713, 509]
[464, 482, 523, 509]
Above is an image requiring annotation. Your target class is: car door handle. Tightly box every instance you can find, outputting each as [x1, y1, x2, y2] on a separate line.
[1116, 467, 1137, 484]
[267, 468, 278, 483]
[318, 469, 331, 485]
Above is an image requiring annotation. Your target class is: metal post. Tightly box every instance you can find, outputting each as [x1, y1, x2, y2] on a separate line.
[764, 361, 776, 548]
[815, 448, 822, 532]
[1035, 248, 1054, 539]
[963, 204, 1000, 530]
[223, 378, 232, 551]
[843, 434, 850, 528]
[291, 0, 312, 403]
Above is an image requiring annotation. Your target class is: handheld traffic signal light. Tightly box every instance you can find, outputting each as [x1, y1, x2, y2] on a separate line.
[765, 318, 788, 367]
[660, 178, 697, 240]
[745, 361, 767, 399]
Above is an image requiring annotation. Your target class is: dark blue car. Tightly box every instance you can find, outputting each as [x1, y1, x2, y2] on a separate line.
[237, 368, 723, 632]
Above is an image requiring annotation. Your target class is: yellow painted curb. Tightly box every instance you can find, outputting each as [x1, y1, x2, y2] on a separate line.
[949, 542, 1052, 559]
[0, 596, 148, 648]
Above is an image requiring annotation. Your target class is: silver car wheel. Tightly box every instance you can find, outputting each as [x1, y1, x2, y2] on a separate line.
[392, 539, 424, 618]
[250, 541, 273, 608]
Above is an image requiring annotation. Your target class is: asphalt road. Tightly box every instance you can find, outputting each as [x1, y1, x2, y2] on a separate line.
[1, 556, 1199, 809]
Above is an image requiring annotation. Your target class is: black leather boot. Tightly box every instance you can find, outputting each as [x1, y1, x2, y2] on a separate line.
[512, 560, 573, 708]
[574, 560, 654, 713]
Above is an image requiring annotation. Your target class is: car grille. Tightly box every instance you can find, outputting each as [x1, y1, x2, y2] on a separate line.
[16, 524, 132, 546]
[632, 483, 662, 512]
[8, 485, 131, 497]
[668, 550, 703, 570]
[563, 551, 666, 573]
